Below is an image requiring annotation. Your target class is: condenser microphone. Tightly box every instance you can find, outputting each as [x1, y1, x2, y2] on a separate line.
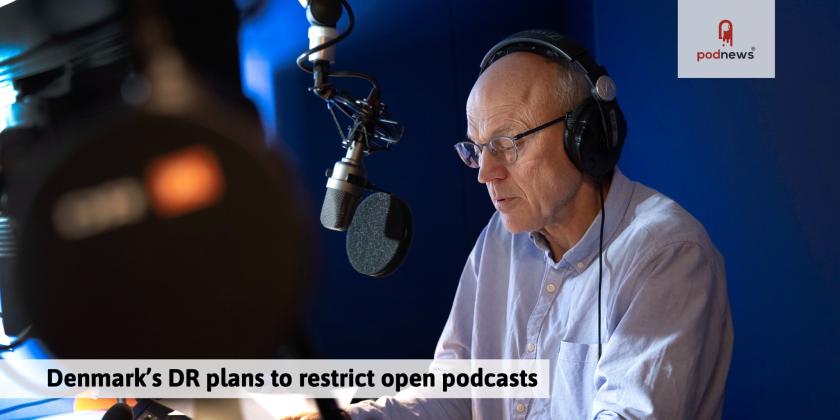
[299, 0, 412, 276]
[346, 192, 412, 277]
[320, 137, 367, 231]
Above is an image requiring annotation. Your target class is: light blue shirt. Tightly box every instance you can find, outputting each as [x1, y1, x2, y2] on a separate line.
[348, 168, 733, 419]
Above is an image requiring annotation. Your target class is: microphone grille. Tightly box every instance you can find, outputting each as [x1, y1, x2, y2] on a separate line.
[320, 188, 362, 231]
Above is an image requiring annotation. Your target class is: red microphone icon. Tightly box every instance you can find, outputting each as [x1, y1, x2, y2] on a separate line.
[719, 19, 733, 47]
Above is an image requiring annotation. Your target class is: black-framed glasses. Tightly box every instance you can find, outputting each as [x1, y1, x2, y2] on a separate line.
[453, 115, 567, 168]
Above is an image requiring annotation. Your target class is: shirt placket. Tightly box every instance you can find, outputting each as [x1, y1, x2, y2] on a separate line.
[512, 258, 568, 419]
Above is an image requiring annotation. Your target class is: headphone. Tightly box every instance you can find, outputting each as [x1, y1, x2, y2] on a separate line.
[479, 29, 627, 178]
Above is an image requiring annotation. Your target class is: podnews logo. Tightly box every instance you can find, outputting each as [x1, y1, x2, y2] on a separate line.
[696, 19, 756, 62]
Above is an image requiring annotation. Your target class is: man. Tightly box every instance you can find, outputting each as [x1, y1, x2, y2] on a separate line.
[335, 30, 733, 419]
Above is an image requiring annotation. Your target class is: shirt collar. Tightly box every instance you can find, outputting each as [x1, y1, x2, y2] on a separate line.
[529, 167, 634, 271]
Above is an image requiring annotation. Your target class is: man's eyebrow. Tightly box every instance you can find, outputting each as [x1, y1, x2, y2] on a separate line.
[465, 127, 515, 144]
[490, 127, 516, 138]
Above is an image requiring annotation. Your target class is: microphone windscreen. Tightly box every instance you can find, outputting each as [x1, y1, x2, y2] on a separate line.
[346, 192, 412, 277]
[320, 187, 361, 231]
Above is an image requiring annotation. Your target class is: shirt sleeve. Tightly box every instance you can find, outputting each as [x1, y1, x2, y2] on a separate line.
[344, 228, 489, 420]
[590, 241, 734, 420]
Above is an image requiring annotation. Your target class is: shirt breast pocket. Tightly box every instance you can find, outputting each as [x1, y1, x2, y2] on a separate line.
[557, 340, 599, 364]
[552, 341, 599, 419]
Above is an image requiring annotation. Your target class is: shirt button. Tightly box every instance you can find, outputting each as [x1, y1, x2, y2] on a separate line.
[576, 261, 585, 270]
[545, 283, 556, 293]
[527, 343, 536, 352]
[516, 403, 526, 413]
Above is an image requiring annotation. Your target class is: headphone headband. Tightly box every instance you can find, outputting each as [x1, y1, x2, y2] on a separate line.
[479, 30, 616, 102]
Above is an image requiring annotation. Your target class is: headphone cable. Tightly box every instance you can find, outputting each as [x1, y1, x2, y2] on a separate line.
[597, 178, 605, 360]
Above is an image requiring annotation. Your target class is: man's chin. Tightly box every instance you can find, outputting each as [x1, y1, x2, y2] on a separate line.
[499, 213, 532, 234]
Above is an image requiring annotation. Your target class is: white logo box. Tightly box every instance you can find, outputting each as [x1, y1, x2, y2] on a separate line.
[678, 0, 775, 78]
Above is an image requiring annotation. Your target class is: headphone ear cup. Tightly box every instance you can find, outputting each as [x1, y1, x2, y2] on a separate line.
[604, 101, 627, 160]
[564, 98, 626, 178]
[563, 109, 577, 170]
[564, 97, 603, 176]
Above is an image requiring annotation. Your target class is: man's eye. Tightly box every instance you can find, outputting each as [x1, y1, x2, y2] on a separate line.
[494, 142, 514, 152]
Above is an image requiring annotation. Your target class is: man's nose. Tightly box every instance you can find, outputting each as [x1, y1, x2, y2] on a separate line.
[477, 152, 506, 184]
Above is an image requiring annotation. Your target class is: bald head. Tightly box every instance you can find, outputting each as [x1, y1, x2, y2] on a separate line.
[467, 52, 589, 142]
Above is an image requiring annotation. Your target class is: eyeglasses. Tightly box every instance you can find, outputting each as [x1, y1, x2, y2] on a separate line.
[453, 115, 566, 168]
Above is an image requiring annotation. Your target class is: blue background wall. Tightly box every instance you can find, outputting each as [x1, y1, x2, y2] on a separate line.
[593, 1, 839, 418]
[240, 0, 839, 418]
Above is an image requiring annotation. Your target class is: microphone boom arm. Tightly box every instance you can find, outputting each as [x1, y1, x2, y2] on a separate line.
[298, 0, 399, 157]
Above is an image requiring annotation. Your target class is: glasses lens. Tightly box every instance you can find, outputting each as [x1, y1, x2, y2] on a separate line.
[490, 137, 517, 164]
[454, 142, 480, 168]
